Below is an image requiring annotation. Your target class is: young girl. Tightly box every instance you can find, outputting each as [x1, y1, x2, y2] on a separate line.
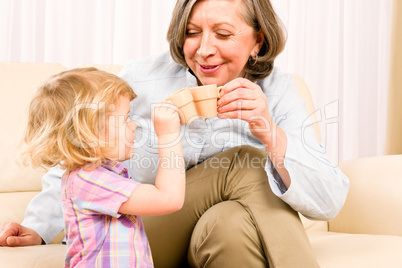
[20, 68, 185, 267]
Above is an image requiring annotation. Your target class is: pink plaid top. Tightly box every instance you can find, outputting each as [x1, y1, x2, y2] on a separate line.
[61, 160, 153, 267]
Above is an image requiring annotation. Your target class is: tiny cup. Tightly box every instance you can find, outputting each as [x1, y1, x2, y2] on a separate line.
[165, 88, 198, 125]
[190, 84, 222, 119]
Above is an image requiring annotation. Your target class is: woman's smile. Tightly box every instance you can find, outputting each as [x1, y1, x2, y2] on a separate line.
[199, 63, 222, 74]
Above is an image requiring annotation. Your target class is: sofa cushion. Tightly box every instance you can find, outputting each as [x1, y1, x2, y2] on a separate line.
[300, 214, 328, 232]
[0, 244, 66, 268]
[330, 155, 402, 236]
[0, 191, 39, 223]
[0, 63, 67, 193]
[309, 230, 402, 268]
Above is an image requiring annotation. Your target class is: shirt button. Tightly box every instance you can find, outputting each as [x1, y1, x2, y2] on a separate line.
[197, 137, 204, 143]
[148, 141, 152, 147]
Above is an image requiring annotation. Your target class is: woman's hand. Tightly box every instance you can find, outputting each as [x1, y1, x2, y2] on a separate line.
[217, 77, 291, 188]
[0, 222, 42, 247]
[217, 78, 274, 146]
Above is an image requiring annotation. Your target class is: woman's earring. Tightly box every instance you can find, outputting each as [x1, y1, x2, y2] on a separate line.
[248, 55, 258, 66]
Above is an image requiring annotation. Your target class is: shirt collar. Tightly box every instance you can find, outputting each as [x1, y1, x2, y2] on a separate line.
[101, 160, 128, 176]
[185, 68, 198, 88]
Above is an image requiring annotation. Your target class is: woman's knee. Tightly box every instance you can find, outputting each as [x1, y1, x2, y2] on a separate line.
[191, 201, 258, 244]
[188, 201, 267, 267]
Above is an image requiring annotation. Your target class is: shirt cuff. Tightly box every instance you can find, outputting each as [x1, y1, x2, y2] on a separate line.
[264, 134, 302, 209]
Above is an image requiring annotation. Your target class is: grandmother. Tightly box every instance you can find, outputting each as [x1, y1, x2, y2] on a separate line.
[0, 0, 349, 267]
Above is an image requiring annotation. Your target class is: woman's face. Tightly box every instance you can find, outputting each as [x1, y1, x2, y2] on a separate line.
[183, 0, 261, 86]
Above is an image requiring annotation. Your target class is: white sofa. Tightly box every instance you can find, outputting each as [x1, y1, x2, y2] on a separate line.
[1, 62, 401, 267]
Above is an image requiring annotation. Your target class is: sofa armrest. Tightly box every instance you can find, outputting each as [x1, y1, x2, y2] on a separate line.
[0, 191, 64, 244]
[329, 155, 402, 236]
[0, 192, 40, 223]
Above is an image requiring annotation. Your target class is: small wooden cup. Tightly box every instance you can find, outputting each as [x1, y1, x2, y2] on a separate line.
[190, 84, 222, 119]
[166, 88, 198, 125]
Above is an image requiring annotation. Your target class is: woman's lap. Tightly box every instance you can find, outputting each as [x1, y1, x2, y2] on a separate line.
[142, 145, 318, 268]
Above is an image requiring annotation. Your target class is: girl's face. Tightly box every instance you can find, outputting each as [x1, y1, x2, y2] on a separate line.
[183, 0, 262, 86]
[105, 95, 137, 161]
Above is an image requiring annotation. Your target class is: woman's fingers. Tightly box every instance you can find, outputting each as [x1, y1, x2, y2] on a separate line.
[217, 78, 273, 140]
[0, 222, 42, 247]
[218, 87, 256, 106]
[218, 79, 268, 120]
[220, 77, 258, 95]
[218, 108, 268, 123]
[219, 78, 264, 106]
[218, 99, 257, 113]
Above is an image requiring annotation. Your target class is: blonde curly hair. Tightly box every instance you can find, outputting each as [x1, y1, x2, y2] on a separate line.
[20, 67, 136, 171]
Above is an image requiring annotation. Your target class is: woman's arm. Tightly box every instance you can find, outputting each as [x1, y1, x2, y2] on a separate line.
[0, 165, 65, 246]
[217, 78, 291, 187]
[217, 75, 349, 220]
[21, 166, 65, 243]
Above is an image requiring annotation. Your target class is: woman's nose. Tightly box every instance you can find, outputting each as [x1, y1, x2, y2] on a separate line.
[197, 33, 216, 58]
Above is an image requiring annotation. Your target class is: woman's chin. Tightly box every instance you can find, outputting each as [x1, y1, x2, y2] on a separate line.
[198, 77, 224, 86]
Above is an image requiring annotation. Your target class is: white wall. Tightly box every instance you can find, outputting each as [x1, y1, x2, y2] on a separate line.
[0, 0, 392, 162]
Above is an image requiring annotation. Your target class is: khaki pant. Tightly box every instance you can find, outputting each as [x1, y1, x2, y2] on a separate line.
[142, 145, 319, 268]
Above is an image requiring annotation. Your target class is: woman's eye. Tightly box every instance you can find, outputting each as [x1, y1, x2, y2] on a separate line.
[186, 30, 199, 36]
[216, 32, 232, 38]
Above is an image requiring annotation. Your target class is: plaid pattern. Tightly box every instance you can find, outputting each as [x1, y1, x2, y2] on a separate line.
[62, 160, 153, 267]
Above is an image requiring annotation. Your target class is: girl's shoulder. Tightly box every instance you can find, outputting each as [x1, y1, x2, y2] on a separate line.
[63, 162, 134, 197]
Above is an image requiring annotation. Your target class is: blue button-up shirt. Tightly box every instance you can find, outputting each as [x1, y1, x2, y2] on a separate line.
[120, 51, 349, 220]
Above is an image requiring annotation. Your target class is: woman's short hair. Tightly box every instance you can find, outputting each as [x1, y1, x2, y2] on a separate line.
[167, 0, 286, 81]
[20, 68, 136, 171]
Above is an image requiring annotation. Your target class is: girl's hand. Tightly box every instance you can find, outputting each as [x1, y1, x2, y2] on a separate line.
[217, 77, 275, 144]
[152, 101, 180, 142]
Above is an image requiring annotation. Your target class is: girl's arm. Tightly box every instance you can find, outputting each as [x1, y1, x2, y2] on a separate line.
[119, 102, 185, 216]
